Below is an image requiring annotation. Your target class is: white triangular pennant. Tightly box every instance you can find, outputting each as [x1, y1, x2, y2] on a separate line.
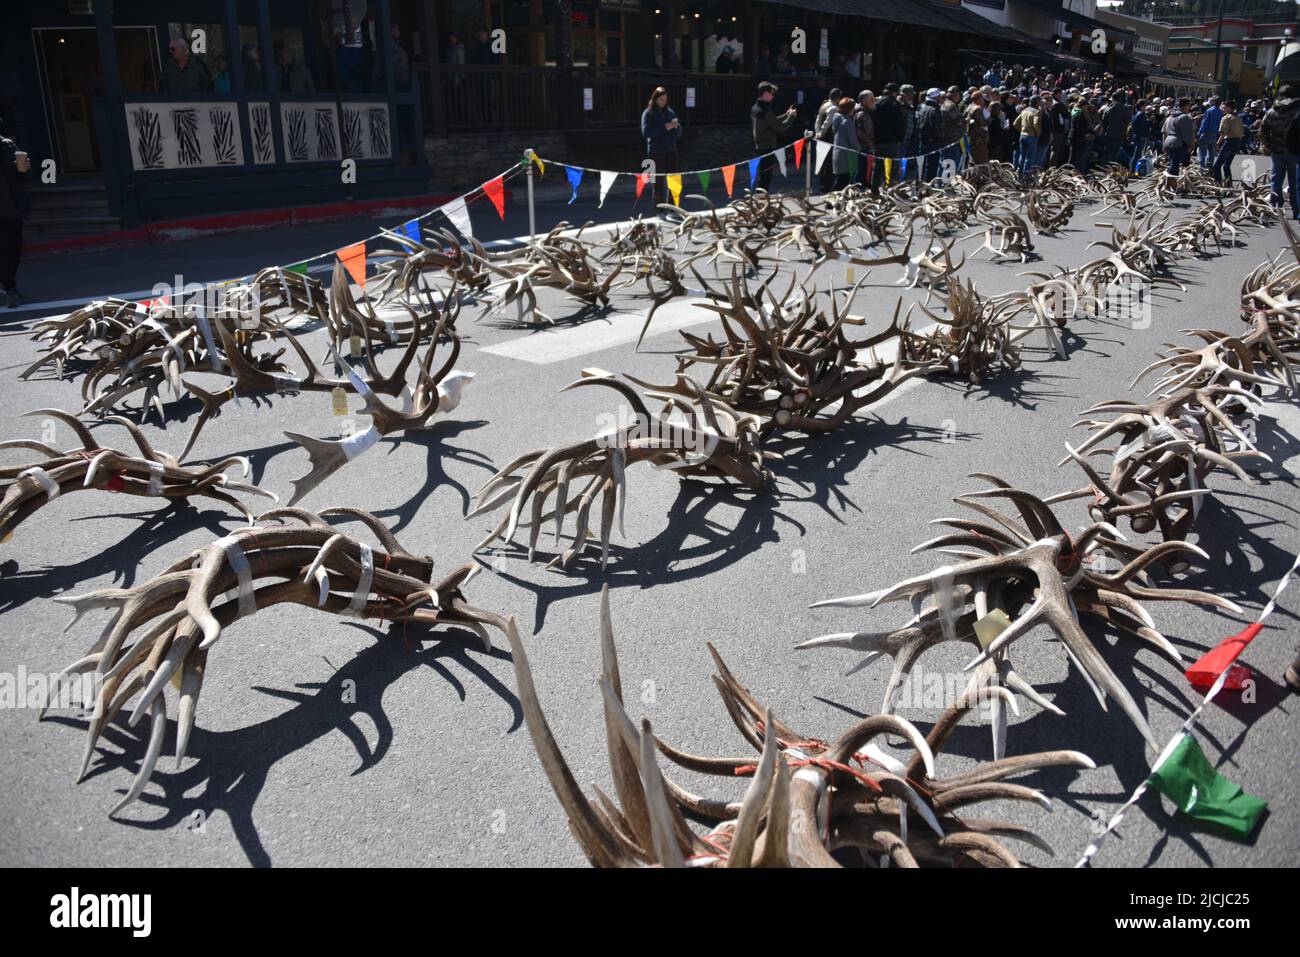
[815, 141, 832, 174]
[774, 148, 786, 177]
[598, 171, 618, 208]
[442, 196, 472, 238]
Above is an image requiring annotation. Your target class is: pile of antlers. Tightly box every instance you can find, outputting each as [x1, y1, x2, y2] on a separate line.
[511, 588, 1096, 867]
[49, 508, 512, 814]
[644, 270, 930, 433]
[900, 279, 1019, 382]
[2, 410, 274, 543]
[480, 223, 623, 325]
[469, 371, 768, 569]
[801, 474, 1239, 751]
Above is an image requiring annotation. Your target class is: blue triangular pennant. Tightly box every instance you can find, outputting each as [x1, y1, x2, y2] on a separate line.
[748, 158, 760, 187]
[565, 165, 584, 204]
[399, 219, 422, 244]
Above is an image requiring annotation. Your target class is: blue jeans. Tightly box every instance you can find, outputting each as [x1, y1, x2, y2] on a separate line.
[1211, 138, 1241, 183]
[1016, 133, 1037, 176]
[1035, 139, 1051, 170]
[1197, 135, 1215, 167]
[1167, 145, 1188, 176]
[1271, 154, 1300, 215]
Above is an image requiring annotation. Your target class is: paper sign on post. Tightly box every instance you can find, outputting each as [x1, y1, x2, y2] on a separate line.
[686, 87, 696, 108]
[583, 88, 594, 111]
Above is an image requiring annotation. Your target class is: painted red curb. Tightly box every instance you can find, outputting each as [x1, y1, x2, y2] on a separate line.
[27, 190, 514, 257]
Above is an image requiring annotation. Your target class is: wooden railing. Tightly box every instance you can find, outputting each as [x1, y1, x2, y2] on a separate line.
[421, 65, 834, 134]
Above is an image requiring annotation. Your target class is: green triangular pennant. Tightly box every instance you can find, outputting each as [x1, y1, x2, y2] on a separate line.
[1147, 735, 1267, 839]
[285, 262, 310, 275]
[698, 170, 711, 192]
[848, 151, 859, 176]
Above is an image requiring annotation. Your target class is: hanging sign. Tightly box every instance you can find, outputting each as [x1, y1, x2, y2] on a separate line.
[686, 87, 696, 108]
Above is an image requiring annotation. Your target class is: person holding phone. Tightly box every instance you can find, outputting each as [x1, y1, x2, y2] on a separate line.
[0, 133, 31, 309]
[641, 86, 681, 209]
[751, 80, 798, 192]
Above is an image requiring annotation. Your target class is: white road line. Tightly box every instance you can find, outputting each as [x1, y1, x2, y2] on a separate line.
[479, 295, 716, 364]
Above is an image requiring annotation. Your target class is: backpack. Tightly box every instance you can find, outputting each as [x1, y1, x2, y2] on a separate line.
[1286, 109, 1300, 155]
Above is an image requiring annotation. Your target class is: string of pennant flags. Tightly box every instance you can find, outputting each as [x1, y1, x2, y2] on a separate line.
[1076, 548, 1300, 865]
[133, 134, 978, 313]
[531, 133, 975, 208]
[135, 162, 530, 310]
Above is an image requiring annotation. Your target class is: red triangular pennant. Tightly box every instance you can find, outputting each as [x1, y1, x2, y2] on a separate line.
[337, 241, 367, 289]
[865, 155, 875, 183]
[482, 176, 505, 220]
[1186, 622, 1263, 691]
[793, 138, 805, 169]
[636, 172, 649, 200]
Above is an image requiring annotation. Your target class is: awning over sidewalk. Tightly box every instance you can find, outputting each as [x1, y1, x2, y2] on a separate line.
[763, 0, 1034, 45]
[1144, 72, 1218, 92]
[1019, 0, 1136, 39]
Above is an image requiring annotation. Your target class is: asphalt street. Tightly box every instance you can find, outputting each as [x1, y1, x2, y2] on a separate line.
[1, 173, 1297, 868]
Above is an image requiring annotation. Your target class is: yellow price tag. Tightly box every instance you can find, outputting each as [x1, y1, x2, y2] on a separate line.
[349, 334, 362, 358]
[331, 387, 349, 416]
[845, 266, 856, 283]
[973, 609, 1013, 651]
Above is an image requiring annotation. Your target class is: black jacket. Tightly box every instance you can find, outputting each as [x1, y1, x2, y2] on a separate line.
[916, 101, 944, 152]
[873, 94, 905, 144]
[0, 137, 30, 220]
[1260, 97, 1300, 155]
[641, 105, 681, 154]
[751, 99, 796, 151]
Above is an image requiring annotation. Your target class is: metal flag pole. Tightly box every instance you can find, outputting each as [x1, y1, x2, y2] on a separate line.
[525, 148, 537, 242]
[805, 133, 813, 198]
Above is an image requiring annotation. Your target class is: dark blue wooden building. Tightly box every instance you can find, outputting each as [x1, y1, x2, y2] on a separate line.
[3, 0, 428, 230]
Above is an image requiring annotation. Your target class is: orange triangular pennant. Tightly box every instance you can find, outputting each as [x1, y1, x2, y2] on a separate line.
[337, 242, 367, 289]
[722, 164, 736, 197]
[482, 175, 506, 219]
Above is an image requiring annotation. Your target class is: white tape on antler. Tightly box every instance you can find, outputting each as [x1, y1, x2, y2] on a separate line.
[19, 467, 59, 501]
[272, 373, 300, 393]
[303, 273, 314, 309]
[219, 535, 257, 617]
[193, 313, 224, 372]
[384, 317, 397, 343]
[346, 543, 374, 617]
[436, 371, 476, 413]
[335, 353, 373, 397]
[146, 461, 165, 496]
[277, 266, 290, 305]
[339, 424, 381, 461]
[142, 317, 186, 365]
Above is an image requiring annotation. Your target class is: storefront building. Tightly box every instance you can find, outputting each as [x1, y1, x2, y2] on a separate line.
[3, 0, 428, 230]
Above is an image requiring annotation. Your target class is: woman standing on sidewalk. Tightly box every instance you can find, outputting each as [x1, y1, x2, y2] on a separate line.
[829, 97, 860, 190]
[641, 86, 681, 208]
[0, 132, 31, 308]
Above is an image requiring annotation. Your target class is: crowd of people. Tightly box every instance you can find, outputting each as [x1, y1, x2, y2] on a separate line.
[641, 63, 1300, 222]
